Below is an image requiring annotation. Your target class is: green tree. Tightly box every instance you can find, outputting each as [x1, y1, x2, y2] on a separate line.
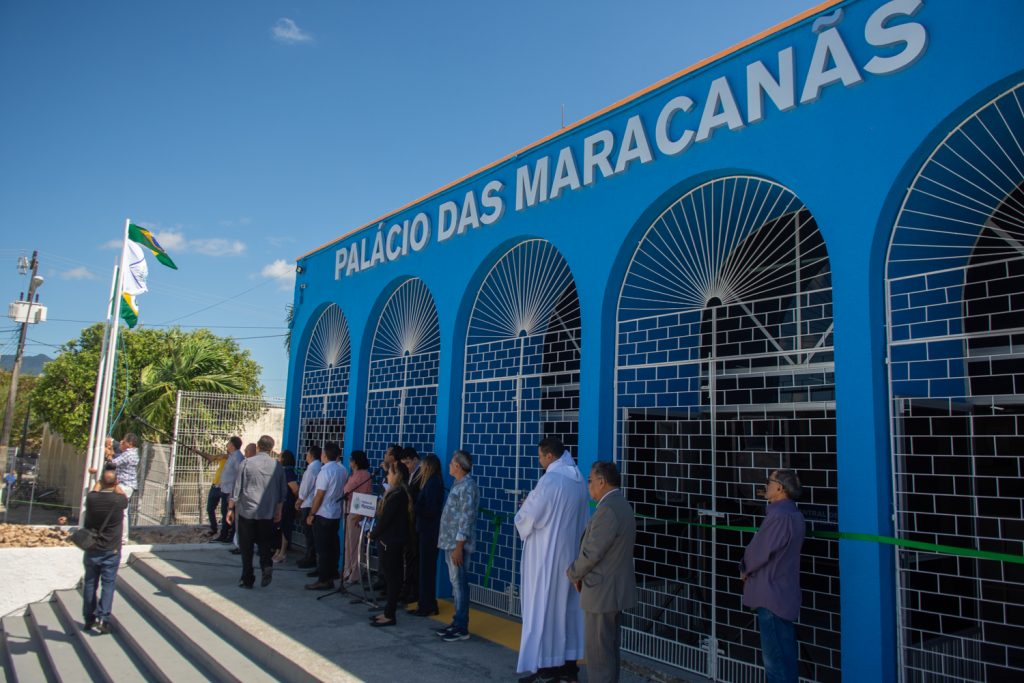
[0, 371, 43, 453]
[127, 334, 255, 441]
[31, 325, 263, 448]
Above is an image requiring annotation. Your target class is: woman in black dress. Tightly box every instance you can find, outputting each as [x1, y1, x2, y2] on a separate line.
[273, 450, 299, 563]
[409, 454, 444, 616]
[369, 461, 411, 626]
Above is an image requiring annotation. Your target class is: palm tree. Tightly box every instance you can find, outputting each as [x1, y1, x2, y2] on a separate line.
[284, 304, 294, 354]
[128, 334, 250, 441]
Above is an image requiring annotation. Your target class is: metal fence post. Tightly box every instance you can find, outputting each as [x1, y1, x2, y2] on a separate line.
[164, 390, 182, 525]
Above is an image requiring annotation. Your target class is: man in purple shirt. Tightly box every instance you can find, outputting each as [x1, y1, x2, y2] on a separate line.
[740, 469, 805, 683]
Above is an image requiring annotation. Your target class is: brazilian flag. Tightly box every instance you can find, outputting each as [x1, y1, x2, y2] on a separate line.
[120, 292, 139, 328]
[129, 223, 178, 269]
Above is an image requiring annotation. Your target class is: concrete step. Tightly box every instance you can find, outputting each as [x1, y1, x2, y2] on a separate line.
[116, 563, 280, 683]
[131, 555, 320, 683]
[101, 576, 212, 683]
[25, 601, 99, 683]
[0, 615, 50, 683]
[0, 635, 8, 683]
[51, 590, 154, 683]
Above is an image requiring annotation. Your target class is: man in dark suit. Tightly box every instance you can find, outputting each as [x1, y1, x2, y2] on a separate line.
[567, 461, 637, 683]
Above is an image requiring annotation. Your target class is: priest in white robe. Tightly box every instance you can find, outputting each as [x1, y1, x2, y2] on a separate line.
[514, 438, 589, 681]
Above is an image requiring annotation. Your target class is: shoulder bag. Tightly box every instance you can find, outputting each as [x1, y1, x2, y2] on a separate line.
[70, 498, 119, 551]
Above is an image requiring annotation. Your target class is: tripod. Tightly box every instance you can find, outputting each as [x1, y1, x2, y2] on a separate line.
[328, 515, 381, 610]
[316, 513, 363, 602]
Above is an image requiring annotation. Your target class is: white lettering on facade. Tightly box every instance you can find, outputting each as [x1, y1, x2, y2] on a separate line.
[331, 6, 931, 278]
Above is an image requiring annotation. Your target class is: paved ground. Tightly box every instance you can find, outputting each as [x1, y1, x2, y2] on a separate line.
[144, 547, 706, 683]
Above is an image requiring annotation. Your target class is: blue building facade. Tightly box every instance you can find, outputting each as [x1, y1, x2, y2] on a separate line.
[285, 1, 1024, 680]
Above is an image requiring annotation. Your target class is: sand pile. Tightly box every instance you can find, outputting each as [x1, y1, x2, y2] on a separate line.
[0, 524, 72, 548]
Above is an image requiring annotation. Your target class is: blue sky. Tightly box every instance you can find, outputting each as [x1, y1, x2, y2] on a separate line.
[0, 0, 814, 397]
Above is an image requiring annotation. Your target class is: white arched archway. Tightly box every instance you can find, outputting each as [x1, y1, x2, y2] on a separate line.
[616, 176, 839, 682]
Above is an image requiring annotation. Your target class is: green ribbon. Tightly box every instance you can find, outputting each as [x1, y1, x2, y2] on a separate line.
[474, 504, 1024, 589]
[634, 514, 1024, 565]
[482, 509, 505, 588]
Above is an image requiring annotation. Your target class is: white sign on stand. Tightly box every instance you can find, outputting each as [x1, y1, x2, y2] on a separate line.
[350, 492, 378, 518]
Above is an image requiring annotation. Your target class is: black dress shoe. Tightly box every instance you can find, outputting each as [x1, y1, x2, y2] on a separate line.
[230, 548, 241, 555]
[408, 607, 440, 616]
[369, 618, 396, 627]
[238, 579, 254, 589]
[261, 569, 272, 587]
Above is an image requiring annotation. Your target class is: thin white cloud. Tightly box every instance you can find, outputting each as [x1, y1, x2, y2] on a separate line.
[267, 235, 294, 248]
[60, 266, 96, 280]
[261, 259, 297, 291]
[272, 18, 313, 44]
[154, 229, 187, 252]
[190, 238, 246, 256]
[98, 223, 247, 257]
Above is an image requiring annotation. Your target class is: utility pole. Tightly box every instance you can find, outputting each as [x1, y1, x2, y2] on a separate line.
[1, 251, 45, 468]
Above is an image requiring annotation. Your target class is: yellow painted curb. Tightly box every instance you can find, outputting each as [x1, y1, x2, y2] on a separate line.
[412, 600, 523, 652]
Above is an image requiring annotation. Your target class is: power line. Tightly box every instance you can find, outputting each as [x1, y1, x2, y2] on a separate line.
[228, 333, 288, 340]
[156, 280, 273, 325]
[35, 249, 282, 317]
[26, 338, 63, 349]
[45, 317, 285, 330]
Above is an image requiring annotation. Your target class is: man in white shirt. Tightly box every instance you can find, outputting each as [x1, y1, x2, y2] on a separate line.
[295, 445, 323, 569]
[305, 442, 348, 590]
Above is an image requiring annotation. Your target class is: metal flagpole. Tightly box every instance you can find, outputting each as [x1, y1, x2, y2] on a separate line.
[79, 263, 119, 518]
[81, 219, 130, 515]
[96, 219, 131, 448]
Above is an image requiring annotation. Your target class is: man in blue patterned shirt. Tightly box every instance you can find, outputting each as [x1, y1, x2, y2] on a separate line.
[109, 432, 140, 544]
[436, 449, 479, 642]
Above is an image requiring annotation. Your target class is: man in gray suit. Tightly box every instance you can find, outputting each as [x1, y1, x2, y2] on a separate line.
[567, 461, 637, 683]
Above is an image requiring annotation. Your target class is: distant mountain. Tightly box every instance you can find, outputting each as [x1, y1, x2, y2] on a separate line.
[0, 354, 52, 375]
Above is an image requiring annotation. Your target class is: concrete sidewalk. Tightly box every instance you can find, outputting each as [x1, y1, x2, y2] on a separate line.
[142, 548, 702, 683]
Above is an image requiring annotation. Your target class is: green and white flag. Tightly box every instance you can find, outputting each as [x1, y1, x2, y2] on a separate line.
[119, 240, 149, 328]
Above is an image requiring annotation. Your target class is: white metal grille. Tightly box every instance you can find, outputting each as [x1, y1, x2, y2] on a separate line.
[170, 391, 284, 524]
[297, 304, 351, 457]
[364, 278, 440, 463]
[616, 177, 840, 682]
[886, 82, 1024, 683]
[461, 239, 581, 612]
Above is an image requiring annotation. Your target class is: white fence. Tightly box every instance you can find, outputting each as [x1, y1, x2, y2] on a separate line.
[169, 391, 284, 524]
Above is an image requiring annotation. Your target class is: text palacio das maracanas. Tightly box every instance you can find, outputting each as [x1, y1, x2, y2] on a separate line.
[335, 0, 926, 280]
